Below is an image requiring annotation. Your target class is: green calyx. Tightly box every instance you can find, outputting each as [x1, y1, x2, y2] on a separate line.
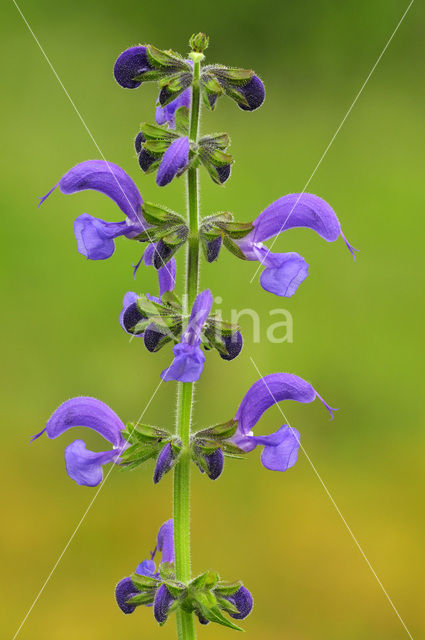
[119, 422, 182, 472]
[200, 212, 254, 261]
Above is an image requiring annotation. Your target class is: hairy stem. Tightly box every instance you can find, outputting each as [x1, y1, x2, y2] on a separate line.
[173, 54, 202, 640]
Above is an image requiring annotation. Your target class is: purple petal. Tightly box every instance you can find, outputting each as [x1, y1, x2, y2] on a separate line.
[235, 373, 317, 436]
[158, 257, 176, 295]
[64, 439, 120, 486]
[203, 448, 224, 480]
[115, 577, 139, 614]
[253, 247, 309, 297]
[154, 584, 175, 624]
[260, 426, 300, 471]
[219, 331, 243, 361]
[157, 519, 174, 563]
[135, 559, 156, 576]
[183, 289, 213, 346]
[161, 343, 205, 383]
[216, 164, 231, 183]
[114, 46, 153, 89]
[227, 586, 253, 619]
[40, 160, 145, 224]
[205, 235, 222, 263]
[156, 137, 190, 187]
[238, 75, 265, 111]
[245, 193, 342, 246]
[74, 214, 137, 260]
[119, 291, 142, 335]
[153, 443, 174, 484]
[45, 396, 125, 446]
[155, 89, 191, 128]
[135, 132, 145, 153]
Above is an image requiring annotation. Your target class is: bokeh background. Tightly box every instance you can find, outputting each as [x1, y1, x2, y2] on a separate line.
[1, 1, 424, 638]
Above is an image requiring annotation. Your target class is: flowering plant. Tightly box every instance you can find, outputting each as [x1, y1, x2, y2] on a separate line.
[35, 33, 355, 637]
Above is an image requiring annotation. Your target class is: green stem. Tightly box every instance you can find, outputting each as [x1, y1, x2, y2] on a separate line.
[173, 54, 202, 640]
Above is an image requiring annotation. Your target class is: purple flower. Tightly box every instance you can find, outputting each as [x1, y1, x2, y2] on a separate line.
[238, 75, 265, 111]
[161, 290, 213, 383]
[156, 137, 190, 187]
[156, 518, 174, 563]
[220, 331, 243, 361]
[114, 46, 154, 89]
[203, 448, 224, 480]
[225, 586, 253, 619]
[156, 89, 191, 128]
[32, 397, 126, 486]
[116, 520, 174, 615]
[232, 373, 336, 471]
[119, 292, 145, 337]
[153, 443, 174, 484]
[39, 160, 148, 260]
[237, 193, 358, 297]
[154, 584, 175, 624]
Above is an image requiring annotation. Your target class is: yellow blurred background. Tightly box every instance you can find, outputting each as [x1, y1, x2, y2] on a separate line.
[1, 1, 424, 638]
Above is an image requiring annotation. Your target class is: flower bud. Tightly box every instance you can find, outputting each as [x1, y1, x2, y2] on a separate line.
[220, 331, 243, 361]
[190, 32, 209, 53]
[205, 235, 222, 263]
[203, 448, 224, 480]
[114, 46, 153, 89]
[153, 442, 181, 484]
[122, 301, 146, 334]
[153, 584, 175, 624]
[115, 577, 139, 614]
[226, 586, 253, 619]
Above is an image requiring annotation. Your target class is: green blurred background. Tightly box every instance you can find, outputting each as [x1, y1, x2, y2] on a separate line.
[2, 0, 424, 638]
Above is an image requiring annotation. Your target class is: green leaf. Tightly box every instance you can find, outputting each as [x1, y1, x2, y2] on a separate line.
[131, 572, 159, 590]
[215, 581, 242, 597]
[119, 442, 161, 463]
[202, 326, 228, 355]
[219, 221, 254, 239]
[160, 290, 182, 309]
[197, 420, 238, 441]
[199, 158, 223, 185]
[201, 72, 223, 94]
[126, 423, 169, 442]
[162, 580, 186, 599]
[216, 595, 240, 615]
[208, 317, 240, 336]
[223, 84, 251, 108]
[140, 122, 177, 141]
[141, 202, 183, 226]
[210, 149, 233, 167]
[222, 235, 247, 260]
[142, 139, 171, 156]
[191, 571, 219, 590]
[132, 69, 168, 83]
[131, 318, 151, 335]
[159, 562, 176, 580]
[212, 66, 254, 85]
[194, 592, 243, 631]
[126, 591, 156, 605]
[146, 45, 186, 69]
